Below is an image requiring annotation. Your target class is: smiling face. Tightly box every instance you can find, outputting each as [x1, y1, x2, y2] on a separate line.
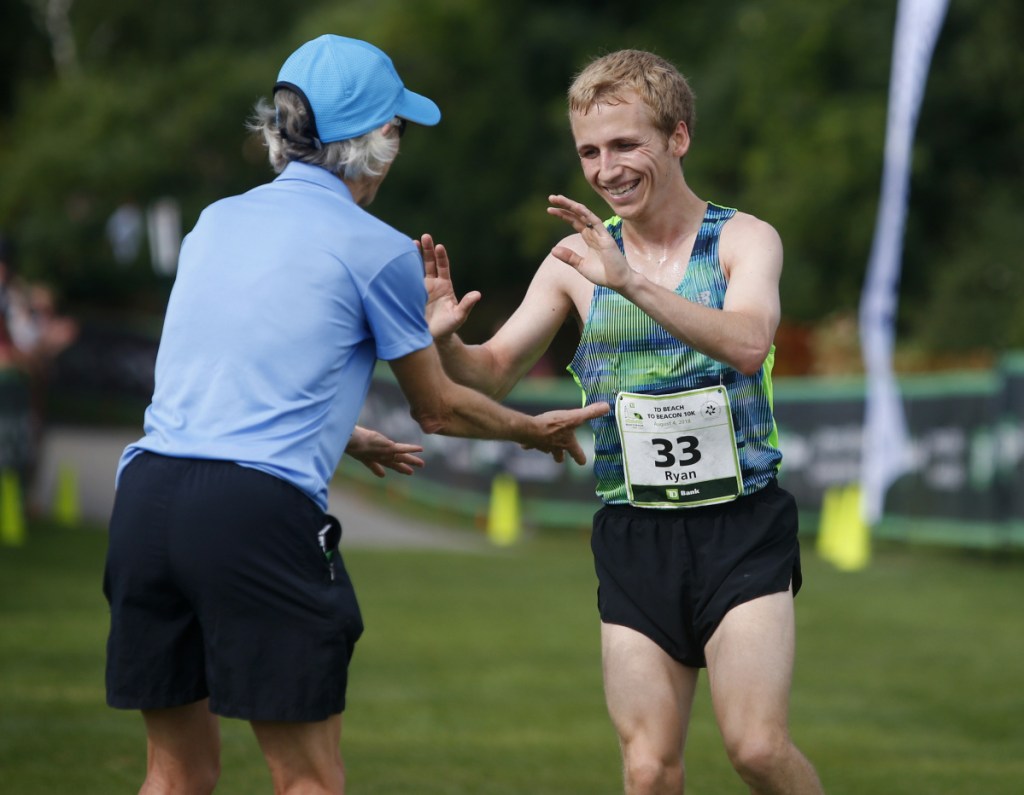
[570, 91, 689, 222]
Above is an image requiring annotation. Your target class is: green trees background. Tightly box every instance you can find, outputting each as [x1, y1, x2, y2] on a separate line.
[1, 0, 1021, 368]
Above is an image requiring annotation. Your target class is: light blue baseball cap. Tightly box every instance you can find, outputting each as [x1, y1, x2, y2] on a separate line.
[274, 34, 441, 146]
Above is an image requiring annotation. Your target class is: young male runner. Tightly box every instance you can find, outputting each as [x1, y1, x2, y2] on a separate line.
[423, 49, 825, 794]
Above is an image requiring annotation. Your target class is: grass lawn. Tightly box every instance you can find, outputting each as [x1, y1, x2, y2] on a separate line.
[1, 517, 1022, 794]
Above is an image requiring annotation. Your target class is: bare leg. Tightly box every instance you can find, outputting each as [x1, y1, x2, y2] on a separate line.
[139, 699, 221, 795]
[602, 622, 699, 795]
[251, 713, 345, 795]
[705, 591, 824, 795]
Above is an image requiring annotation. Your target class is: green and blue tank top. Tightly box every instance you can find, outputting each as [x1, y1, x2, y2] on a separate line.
[567, 202, 781, 505]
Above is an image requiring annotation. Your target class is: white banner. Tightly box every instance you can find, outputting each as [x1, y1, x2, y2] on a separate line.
[859, 0, 949, 525]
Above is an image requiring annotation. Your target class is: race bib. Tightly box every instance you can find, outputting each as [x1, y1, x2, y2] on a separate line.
[616, 386, 742, 508]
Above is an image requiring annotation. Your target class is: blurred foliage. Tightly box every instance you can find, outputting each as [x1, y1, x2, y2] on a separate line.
[0, 0, 1020, 363]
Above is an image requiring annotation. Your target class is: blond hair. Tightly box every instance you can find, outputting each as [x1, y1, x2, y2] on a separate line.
[568, 49, 696, 139]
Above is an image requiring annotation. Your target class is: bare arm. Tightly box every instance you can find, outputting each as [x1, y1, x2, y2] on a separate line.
[421, 234, 577, 399]
[388, 344, 608, 464]
[547, 195, 781, 376]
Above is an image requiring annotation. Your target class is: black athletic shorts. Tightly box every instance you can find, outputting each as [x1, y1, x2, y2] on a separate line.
[591, 479, 801, 668]
[104, 452, 364, 722]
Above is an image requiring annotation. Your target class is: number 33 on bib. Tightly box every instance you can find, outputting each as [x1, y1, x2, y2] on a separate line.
[615, 386, 742, 508]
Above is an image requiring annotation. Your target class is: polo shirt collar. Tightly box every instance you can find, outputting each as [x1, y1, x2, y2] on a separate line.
[276, 161, 354, 203]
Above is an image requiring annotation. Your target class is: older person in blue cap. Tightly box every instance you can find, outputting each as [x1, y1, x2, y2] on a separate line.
[103, 35, 608, 795]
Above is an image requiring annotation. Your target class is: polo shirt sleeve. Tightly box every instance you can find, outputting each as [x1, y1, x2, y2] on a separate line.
[363, 249, 434, 361]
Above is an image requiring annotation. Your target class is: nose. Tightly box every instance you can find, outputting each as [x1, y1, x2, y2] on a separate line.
[596, 149, 622, 180]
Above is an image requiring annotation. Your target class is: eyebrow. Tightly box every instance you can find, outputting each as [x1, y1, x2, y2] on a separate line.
[577, 135, 643, 153]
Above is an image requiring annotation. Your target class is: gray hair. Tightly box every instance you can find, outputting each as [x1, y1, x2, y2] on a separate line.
[248, 90, 400, 181]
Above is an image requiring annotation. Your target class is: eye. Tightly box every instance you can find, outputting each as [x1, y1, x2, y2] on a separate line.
[578, 147, 598, 159]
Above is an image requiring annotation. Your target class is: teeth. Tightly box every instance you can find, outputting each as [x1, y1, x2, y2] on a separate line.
[607, 180, 640, 198]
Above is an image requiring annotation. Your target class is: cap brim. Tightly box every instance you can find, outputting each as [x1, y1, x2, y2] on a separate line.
[395, 89, 441, 127]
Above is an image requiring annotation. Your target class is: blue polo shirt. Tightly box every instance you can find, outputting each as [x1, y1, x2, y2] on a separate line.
[119, 161, 433, 509]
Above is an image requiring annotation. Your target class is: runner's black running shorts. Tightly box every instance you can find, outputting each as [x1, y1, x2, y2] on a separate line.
[591, 479, 801, 668]
[104, 452, 364, 721]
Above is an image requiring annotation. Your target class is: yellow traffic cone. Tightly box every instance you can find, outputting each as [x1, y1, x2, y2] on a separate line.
[830, 484, 871, 572]
[0, 468, 26, 546]
[54, 464, 81, 526]
[816, 485, 841, 564]
[486, 473, 521, 547]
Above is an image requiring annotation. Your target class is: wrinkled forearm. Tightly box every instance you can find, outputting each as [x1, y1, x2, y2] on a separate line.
[411, 377, 534, 443]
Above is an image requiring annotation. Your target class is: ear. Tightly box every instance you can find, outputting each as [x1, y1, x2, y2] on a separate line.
[669, 121, 690, 158]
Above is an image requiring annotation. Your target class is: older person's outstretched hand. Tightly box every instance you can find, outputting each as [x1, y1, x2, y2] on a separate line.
[420, 233, 481, 340]
[345, 426, 425, 478]
[520, 401, 610, 465]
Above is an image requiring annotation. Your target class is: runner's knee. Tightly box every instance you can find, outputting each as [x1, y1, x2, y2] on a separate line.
[622, 749, 683, 795]
[723, 726, 790, 785]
